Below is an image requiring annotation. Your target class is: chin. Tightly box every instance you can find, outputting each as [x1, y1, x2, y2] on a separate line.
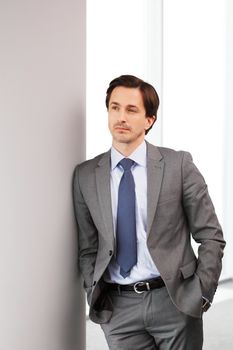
[113, 135, 130, 143]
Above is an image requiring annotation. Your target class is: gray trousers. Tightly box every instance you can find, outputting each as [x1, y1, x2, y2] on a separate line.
[100, 286, 203, 350]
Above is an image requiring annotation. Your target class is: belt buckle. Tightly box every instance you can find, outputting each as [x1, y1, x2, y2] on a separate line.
[133, 281, 150, 294]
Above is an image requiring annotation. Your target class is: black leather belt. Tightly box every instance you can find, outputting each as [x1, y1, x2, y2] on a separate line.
[107, 276, 165, 294]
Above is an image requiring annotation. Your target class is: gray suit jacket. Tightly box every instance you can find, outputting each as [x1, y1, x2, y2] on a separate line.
[73, 142, 225, 324]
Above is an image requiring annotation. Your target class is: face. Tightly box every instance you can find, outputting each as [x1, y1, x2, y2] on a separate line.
[108, 86, 155, 150]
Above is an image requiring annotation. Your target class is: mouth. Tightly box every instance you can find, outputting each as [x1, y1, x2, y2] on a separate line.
[114, 126, 130, 132]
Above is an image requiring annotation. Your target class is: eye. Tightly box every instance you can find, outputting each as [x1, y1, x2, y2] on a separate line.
[111, 105, 119, 111]
[127, 108, 137, 113]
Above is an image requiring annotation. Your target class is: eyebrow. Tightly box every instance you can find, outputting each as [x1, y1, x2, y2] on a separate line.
[127, 104, 139, 109]
[110, 102, 139, 109]
[110, 102, 120, 106]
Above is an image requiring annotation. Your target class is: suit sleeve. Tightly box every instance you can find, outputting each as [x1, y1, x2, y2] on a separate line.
[181, 151, 226, 302]
[73, 165, 98, 304]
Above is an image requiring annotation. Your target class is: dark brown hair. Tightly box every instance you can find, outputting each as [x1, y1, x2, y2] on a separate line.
[105, 75, 159, 134]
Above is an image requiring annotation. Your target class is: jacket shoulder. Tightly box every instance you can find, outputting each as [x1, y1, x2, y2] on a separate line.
[146, 142, 193, 170]
[147, 141, 191, 162]
[157, 146, 189, 159]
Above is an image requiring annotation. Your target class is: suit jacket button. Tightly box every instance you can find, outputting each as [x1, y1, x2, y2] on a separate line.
[109, 250, 113, 256]
[93, 281, 96, 286]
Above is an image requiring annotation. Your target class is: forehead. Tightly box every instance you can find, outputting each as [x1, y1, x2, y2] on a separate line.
[109, 86, 144, 107]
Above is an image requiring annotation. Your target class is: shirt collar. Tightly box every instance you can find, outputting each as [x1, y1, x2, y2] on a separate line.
[111, 141, 147, 170]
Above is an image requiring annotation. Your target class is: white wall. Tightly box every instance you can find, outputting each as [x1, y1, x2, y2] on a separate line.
[0, 1, 85, 349]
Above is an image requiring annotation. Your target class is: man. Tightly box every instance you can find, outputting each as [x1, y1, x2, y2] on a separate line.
[73, 75, 225, 349]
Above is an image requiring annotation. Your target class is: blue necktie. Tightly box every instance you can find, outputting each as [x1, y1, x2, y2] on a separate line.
[116, 158, 137, 278]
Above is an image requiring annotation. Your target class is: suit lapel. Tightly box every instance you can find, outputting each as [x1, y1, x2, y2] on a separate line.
[147, 142, 164, 236]
[95, 151, 114, 245]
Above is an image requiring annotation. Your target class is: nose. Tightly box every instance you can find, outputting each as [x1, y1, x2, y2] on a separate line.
[118, 109, 127, 122]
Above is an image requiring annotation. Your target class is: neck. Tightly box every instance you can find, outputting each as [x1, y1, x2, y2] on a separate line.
[112, 139, 145, 157]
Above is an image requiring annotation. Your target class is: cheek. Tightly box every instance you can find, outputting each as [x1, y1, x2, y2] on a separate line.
[108, 112, 116, 122]
[108, 115, 116, 131]
[108, 119, 112, 130]
[108, 114, 113, 125]
[139, 119, 149, 130]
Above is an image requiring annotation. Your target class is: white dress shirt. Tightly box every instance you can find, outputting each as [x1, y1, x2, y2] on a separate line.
[104, 141, 160, 284]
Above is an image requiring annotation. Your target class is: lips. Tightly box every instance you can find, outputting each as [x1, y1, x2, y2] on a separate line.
[114, 125, 130, 132]
[115, 127, 129, 131]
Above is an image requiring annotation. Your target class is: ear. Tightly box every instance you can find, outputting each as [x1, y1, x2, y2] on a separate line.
[145, 115, 156, 131]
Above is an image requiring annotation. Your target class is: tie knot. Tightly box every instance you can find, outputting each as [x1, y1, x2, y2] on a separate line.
[119, 158, 135, 171]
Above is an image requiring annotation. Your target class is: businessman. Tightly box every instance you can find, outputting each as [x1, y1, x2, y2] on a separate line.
[73, 75, 225, 349]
